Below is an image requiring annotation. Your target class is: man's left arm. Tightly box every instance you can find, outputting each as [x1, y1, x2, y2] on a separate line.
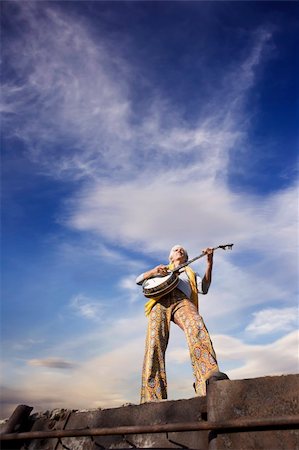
[201, 248, 214, 294]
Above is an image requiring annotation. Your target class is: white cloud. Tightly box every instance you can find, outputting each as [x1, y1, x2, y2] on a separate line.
[167, 330, 299, 380]
[2, 2, 134, 179]
[119, 275, 140, 303]
[67, 176, 298, 255]
[245, 307, 298, 335]
[70, 294, 105, 321]
[214, 331, 299, 379]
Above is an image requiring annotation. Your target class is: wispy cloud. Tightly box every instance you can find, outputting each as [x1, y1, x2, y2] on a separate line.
[119, 275, 140, 303]
[70, 294, 104, 321]
[2, 2, 274, 186]
[245, 307, 298, 335]
[2, 2, 133, 179]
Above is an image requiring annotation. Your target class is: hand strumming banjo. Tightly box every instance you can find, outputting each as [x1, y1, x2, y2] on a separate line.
[142, 244, 233, 298]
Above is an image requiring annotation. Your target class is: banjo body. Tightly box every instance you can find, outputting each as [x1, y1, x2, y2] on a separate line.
[142, 272, 179, 298]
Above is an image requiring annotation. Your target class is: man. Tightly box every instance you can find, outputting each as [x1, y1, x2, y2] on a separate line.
[136, 245, 227, 403]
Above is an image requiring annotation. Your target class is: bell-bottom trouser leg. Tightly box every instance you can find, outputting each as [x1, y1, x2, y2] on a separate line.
[140, 300, 171, 403]
[173, 298, 218, 396]
[140, 293, 218, 403]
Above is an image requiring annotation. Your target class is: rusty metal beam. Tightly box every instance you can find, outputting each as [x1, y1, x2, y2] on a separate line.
[1, 415, 298, 441]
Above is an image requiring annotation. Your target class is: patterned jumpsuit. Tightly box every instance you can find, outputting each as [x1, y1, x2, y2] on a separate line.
[140, 284, 218, 403]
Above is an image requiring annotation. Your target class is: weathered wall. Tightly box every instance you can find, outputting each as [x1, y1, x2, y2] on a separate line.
[207, 374, 299, 450]
[1, 374, 298, 450]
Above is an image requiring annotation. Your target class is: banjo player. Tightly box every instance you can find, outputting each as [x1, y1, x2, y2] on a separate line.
[136, 245, 228, 403]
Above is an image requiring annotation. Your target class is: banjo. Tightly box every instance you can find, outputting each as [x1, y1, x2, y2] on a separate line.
[142, 244, 233, 298]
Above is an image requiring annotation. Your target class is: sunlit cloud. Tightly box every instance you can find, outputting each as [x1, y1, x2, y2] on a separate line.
[245, 307, 298, 335]
[167, 331, 299, 379]
[218, 331, 299, 379]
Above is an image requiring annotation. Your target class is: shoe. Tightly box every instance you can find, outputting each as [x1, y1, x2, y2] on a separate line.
[206, 371, 229, 386]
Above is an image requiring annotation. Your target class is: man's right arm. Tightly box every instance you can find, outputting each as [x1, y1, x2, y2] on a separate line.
[136, 265, 169, 285]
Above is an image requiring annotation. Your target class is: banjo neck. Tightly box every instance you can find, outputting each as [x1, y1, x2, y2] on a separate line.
[172, 243, 234, 273]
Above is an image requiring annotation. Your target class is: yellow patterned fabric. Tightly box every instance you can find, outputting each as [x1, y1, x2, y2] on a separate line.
[144, 265, 198, 316]
[185, 266, 199, 310]
[144, 298, 159, 316]
[140, 290, 218, 403]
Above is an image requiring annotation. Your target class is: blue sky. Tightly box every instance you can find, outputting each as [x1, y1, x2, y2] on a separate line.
[1, 1, 298, 419]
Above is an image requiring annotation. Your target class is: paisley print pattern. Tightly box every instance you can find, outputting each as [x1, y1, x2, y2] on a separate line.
[140, 289, 218, 403]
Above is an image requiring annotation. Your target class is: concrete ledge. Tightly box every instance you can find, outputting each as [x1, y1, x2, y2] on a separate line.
[207, 374, 299, 450]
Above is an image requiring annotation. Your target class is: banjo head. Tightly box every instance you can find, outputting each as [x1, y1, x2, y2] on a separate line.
[142, 273, 179, 298]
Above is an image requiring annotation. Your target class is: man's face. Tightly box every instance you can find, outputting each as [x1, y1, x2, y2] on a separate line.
[171, 247, 187, 264]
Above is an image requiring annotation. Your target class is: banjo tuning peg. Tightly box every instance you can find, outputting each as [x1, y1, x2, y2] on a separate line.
[220, 244, 234, 250]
